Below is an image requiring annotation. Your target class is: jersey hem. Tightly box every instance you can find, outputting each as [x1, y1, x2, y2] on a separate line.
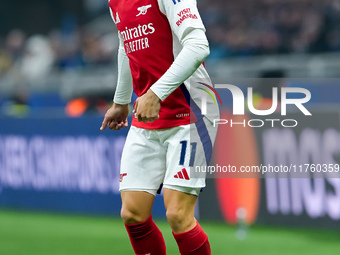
[131, 117, 195, 129]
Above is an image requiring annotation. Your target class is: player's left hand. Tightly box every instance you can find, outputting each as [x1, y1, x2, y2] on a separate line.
[134, 89, 160, 123]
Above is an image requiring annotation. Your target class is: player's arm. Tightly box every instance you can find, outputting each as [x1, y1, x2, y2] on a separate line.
[150, 0, 209, 100]
[113, 33, 133, 105]
[101, 32, 133, 130]
[134, 0, 209, 122]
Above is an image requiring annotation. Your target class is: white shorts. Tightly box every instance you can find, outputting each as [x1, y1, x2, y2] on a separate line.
[119, 117, 217, 196]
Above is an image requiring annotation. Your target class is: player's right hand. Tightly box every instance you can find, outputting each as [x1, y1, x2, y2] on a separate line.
[100, 103, 129, 131]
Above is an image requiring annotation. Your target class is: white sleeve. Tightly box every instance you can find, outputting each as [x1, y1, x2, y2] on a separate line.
[150, 0, 209, 101]
[109, 4, 133, 104]
[113, 33, 133, 105]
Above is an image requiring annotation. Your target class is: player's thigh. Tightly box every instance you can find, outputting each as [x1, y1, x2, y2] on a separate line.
[163, 188, 197, 215]
[121, 191, 155, 224]
[120, 126, 166, 193]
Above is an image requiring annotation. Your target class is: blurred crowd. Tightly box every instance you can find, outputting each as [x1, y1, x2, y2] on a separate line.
[0, 25, 118, 116]
[0, 0, 117, 78]
[0, 0, 118, 116]
[199, 0, 340, 58]
[0, 26, 118, 81]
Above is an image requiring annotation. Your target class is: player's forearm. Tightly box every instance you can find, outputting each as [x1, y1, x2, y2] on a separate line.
[113, 42, 133, 105]
[150, 29, 209, 101]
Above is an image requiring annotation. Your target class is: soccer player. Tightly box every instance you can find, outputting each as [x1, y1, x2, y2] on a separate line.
[101, 0, 219, 254]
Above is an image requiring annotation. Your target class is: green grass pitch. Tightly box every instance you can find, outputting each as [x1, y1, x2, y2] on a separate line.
[1, 210, 339, 255]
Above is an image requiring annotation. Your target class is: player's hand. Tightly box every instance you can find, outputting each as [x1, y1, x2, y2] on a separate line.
[100, 103, 129, 131]
[134, 89, 160, 123]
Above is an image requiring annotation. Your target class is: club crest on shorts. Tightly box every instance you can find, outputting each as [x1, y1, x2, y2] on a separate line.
[120, 173, 127, 182]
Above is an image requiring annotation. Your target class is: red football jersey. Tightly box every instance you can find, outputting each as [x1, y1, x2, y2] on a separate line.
[109, 0, 213, 129]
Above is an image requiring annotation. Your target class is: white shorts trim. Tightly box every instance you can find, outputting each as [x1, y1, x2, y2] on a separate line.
[120, 185, 201, 196]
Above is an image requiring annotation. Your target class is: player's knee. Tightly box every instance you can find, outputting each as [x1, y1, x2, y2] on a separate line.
[120, 207, 145, 225]
[166, 208, 187, 231]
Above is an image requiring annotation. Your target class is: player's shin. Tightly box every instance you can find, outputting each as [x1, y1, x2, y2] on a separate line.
[173, 221, 211, 255]
[125, 215, 166, 255]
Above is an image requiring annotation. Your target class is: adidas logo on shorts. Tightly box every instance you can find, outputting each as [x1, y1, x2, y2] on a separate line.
[174, 168, 190, 180]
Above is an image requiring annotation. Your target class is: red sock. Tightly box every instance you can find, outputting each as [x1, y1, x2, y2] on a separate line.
[173, 222, 211, 255]
[125, 215, 166, 255]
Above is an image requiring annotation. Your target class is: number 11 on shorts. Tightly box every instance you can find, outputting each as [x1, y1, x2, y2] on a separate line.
[179, 140, 197, 167]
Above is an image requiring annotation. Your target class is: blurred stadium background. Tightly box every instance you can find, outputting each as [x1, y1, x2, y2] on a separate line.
[1, 0, 340, 254]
